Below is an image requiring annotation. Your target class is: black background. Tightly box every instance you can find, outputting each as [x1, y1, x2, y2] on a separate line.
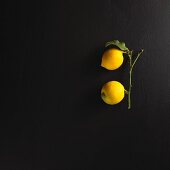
[1, 0, 170, 169]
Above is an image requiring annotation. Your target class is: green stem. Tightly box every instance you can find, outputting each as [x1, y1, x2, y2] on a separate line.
[128, 51, 133, 109]
[127, 49, 144, 109]
[131, 49, 144, 70]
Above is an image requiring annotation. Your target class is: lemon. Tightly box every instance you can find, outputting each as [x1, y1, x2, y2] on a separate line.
[101, 81, 125, 105]
[101, 48, 124, 70]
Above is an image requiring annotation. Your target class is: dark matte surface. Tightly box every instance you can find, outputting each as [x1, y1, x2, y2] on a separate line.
[1, 0, 170, 169]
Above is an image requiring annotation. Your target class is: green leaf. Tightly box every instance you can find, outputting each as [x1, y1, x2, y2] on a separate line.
[105, 40, 129, 51]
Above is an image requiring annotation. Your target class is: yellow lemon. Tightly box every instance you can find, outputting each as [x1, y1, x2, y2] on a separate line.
[101, 81, 125, 105]
[101, 48, 124, 70]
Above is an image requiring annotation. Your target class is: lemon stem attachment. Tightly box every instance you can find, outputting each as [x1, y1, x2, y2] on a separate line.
[127, 49, 144, 109]
[124, 89, 129, 94]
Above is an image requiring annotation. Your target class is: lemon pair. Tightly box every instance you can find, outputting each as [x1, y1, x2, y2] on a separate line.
[101, 48, 125, 105]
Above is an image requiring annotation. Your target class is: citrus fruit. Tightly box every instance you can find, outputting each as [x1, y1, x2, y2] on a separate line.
[101, 81, 125, 105]
[101, 48, 124, 70]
